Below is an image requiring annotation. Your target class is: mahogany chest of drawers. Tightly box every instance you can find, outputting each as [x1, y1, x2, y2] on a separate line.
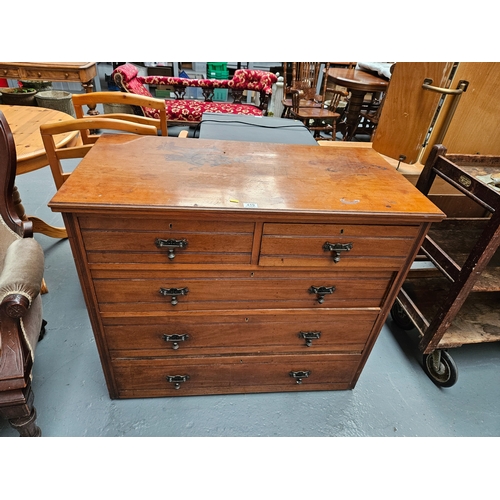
[49, 136, 443, 399]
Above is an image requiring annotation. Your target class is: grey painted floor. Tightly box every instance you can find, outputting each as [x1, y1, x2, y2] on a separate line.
[3, 155, 500, 439]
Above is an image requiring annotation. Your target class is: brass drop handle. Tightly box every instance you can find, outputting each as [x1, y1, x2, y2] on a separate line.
[290, 370, 311, 384]
[323, 242, 353, 263]
[299, 330, 321, 347]
[163, 333, 190, 350]
[166, 375, 190, 390]
[155, 238, 188, 260]
[159, 287, 189, 306]
[309, 285, 336, 304]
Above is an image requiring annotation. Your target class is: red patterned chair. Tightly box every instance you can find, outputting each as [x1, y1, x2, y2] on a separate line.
[112, 63, 277, 125]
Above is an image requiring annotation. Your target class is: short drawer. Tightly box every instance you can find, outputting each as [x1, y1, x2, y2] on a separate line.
[259, 223, 419, 268]
[23, 69, 81, 80]
[103, 310, 379, 356]
[79, 216, 254, 264]
[1, 68, 19, 78]
[111, 353, 361, 398]
[92, 269, 394, 312]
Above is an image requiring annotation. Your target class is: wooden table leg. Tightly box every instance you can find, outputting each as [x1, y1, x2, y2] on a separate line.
[82, 78, 99, 116]
[341, 90, 367, 141]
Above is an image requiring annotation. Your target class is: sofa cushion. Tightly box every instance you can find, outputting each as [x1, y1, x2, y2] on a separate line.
[165, 100, 263, 122]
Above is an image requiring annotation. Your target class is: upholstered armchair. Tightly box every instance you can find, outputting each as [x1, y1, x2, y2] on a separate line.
[0, 110, 45, 437]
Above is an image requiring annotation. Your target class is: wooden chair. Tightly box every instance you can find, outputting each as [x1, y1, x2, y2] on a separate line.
[0, 110, 46, 436]
[40, 117, 158, 190]
[281, 62, 324, 117]
[289, 81, 348, 141]
[357, 92, 386, 140]
[72, 91, 168, 142]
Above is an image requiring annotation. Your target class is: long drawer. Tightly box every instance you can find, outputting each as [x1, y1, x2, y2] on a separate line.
[102, 310, 379, 356]
[92, 269, 395, 312]
[259, 223, 420, 268]
[111, 353, 361, 398]
[79, 217, 255, 264]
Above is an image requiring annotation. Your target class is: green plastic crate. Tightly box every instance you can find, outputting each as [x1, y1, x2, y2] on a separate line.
[213, 88, 228, 102]
[208, 69, 229, 80]
[207, 62, 227, 73]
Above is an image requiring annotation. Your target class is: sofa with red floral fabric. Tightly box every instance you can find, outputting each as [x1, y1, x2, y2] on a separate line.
[112, 63, 278, 125]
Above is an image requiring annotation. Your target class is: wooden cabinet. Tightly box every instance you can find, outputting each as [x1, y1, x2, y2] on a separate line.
[49, 136, 443, 399]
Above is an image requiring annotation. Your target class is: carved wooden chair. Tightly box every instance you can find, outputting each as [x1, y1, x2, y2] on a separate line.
[40, 117, 158, 190]
[72, 91, 168, 141]
[281, 62, 324, 117]
[289, 80, 348, 140]
[0, 110, 45, 437]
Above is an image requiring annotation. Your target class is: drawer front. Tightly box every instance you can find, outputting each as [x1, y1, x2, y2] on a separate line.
[111, 353, 361, 398]
[23, 68, 81, 81]
[92, 270, 394, 312]
[259, 223, 419, 268]
[79, 216, 254, 264]
[103, 310, 379, 356]
[1, 68, 20, 78]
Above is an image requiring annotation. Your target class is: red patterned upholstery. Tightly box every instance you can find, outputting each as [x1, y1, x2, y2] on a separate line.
[142, 75, 232, 89]
[112, 64, 277, 124]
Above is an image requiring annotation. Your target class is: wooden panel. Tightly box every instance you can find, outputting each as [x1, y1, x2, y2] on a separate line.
[83, 233, 253, 264]
[23, 69, 82, 81]
[436, 62, 500, 156]
[373, 62, 454, 164]
[49, 136, 444, 223]
[103, 310, 379, 355]
[112, 353, 361, 397]
[80, 217, 255, 264]
[92, 270, 394, 312]
[259, 222, 419, 268]
[0, 68, 20, 78]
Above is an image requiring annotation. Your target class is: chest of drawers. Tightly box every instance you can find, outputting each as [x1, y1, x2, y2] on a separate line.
[49, 136, 443, 399]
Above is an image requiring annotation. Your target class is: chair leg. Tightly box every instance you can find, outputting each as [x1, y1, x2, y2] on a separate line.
[9, 406, 41, 437]
[39, 319, 48, 341]
[1, 383, 42, 437]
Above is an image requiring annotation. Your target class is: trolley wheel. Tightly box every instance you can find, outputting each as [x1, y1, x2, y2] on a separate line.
[390, 301, 415, 330]
[422, 350, 458, 387]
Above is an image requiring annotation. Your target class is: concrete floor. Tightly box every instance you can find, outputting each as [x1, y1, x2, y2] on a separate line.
[2, 150, 500, 439]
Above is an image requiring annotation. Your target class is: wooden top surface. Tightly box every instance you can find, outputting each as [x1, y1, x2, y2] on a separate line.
[0, 104, 77, 165]
[0, 62, 97, 82]
[327, 68, 389, 92]
[0, 62, 96, 69]
[49, 135, 443, 221]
